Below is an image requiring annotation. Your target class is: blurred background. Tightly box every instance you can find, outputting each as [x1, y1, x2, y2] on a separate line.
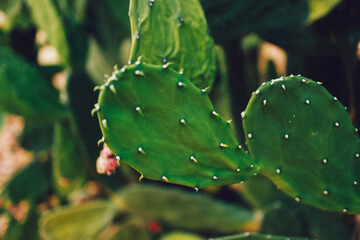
[0, 0, 360, 239]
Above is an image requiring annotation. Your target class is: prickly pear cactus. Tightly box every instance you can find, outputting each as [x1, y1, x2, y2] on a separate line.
[213, 232, 309, 240]
[129, 0, 216, 89]
[242, 75, 360, 213]
[94, 62, 257, 188]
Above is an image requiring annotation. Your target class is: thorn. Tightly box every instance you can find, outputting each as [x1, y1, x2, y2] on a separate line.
[178, 82, 185, 87]
[276, 168, 281, 174]
[241, 112, 245, 119]
[93, 86, 101, 92]
[194, 187, 199, 192]
[282, 84, 286, 91]
[113, 65, 118, 71]
[162, 176, 169, 182]
[227, 119, 232, 124]
[102, 119, 108, 129]
[179, 68, 184, 74]
[212, 176, 218, 180]
[343, 208, 347, 213]
[220, 143, 228, 148]
[255, 90, 260, 95]
[317, 81, 323, 85]
[137, 147, 146, 155]
[104, 74, 109, 79]
[139, 174, 144, 181]
[247, 133, 253, 139]
[136, 55, 143, 63]
[301, 79, 306, 83]
[334, 122, 340, 127]
[201, 87, 210, 93]
[91, 104, 100, 117]
[263, 100, 267, 106]
[162, 62, 173, 69]
[116, 156, 121, 166]
[295, 197, 301, 202]
[135, 34, 140, 40]
[354, 181, 358, 186]
[97, 137, 105, 146]
[190, 155, 198, 163]
[322, 158, 328, 164]
[290, 74, 294, 77]
[135, 106, 144, 116]
[355, 153, 359, 158]
[211, 111, 219, 117]
[237, 145, 242, 149]
[110, 85, 116, 94]
[334, 97, 338, 101]
[236, 168, 241, 172]
[180, 119, 187, 126]
[323, 190, 329, 195]
[135, 70, 145, 76]
[120, 66, 127, 72]
[305, 99, 310, 104]
[284, 134, 289, 139]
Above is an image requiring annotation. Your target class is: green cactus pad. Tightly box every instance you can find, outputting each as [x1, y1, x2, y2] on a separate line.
[213, 232, 310, 240]
[129, 0, 216, 89]
[95, 63, 257, 188]
[243, 75, 360, 213]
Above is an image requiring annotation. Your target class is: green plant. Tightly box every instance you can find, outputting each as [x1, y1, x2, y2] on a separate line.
[0, 0, 359, 239]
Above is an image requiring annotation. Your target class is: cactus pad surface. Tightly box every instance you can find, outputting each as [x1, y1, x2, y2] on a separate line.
[243, 75, 360, 213]
[95, 63, 257, 188]
[129, 0, 216, 89]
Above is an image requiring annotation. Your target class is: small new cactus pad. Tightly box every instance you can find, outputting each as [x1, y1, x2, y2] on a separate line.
[95, 62, 257, 188]
[128, 0, 216, 89]
[243, 75, 360, 213]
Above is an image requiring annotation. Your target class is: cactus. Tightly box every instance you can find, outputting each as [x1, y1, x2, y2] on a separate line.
[119, 184, 256, 233]
[129, 0, 216, 89]
[242, 75, 360, 213]
[212, 232, 310, 240]
[39, 200, 117, 240]
[95, 62, 257, 188]
[160, 232, 205, 240]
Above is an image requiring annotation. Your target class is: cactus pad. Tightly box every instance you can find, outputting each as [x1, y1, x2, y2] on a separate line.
[129, 0, 216, 89]
[243, 75, 360, 213]
[95, 63, 257, 188]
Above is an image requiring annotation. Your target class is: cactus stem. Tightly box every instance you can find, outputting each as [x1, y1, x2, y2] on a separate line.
[211, 111, 219, 117]
[190, 155, 198, 163]
[247, 133, 253, 139]
[323, 190, 329, 195]
[102, 119, 108, 129]
[137, 147, 146, 155]
[212, 175, 218, 180]
[322, 158, 328, 164]
[276, 168, 281, 174]
[180, 119, 187, 125]
[282, 84, 286, 91]
[139, 174, 144, 181]
[97, 137, 105, 146]
[162, 176, 169, 182]
[305, 99, 310, 104]
[295, 197, 301, 202]
[135, 70, 145, 76]
[220, 143, 228, 148]
[110, 85, 117, 94]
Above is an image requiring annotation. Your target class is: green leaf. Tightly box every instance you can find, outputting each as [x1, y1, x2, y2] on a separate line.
[1, 160, 50, 204]
[306, 0, 342, 24]
[243, 76, 360, 213]
[0, 46, 68, 121]
[39, 200, 117, 240]
[95, 63, 257, 188]
[25, 0, 70, 66]
[120, 184, 255, 233]
[52, 118, 88, 199]
[129, 0, 216, 89]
